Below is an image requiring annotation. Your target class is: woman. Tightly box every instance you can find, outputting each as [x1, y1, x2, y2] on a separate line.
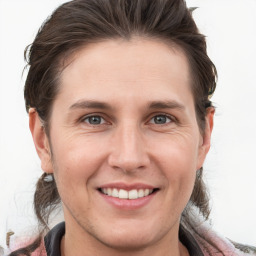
[9, 0, 256, 255]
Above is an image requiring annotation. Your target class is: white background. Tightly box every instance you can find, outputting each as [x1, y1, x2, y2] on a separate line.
[0, 0, 255, 251]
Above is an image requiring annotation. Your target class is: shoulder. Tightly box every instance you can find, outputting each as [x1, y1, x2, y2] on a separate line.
[181, 205, 255, 256]
[9, 237, 47, 256]
[43, 222, 65, 256]
[229, 240, 256, 255]
[183, 219, 256, 256]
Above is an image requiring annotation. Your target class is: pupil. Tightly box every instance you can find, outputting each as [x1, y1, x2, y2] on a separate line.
[89, 116, 101, 124]
[154, 115, 166, 124]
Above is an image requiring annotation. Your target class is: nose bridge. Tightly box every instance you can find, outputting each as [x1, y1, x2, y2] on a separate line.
[109, 121, 149, 172]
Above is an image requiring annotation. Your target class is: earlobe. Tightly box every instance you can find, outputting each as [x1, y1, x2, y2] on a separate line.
[29, 108, 53, 174]
[197, 107, 215, 169]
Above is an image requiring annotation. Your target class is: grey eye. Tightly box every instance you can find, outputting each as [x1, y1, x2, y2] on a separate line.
[85, 116, 103, 125]
[150, 115, 171, 124]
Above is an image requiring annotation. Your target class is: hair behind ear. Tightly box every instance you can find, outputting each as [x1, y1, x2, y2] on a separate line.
[190, 168, 210, 220]
[9, 173, 60, 256]
[34, 173, 61, 229]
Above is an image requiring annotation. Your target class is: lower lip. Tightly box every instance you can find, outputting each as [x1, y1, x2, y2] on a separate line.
[99, 191, 157, 210]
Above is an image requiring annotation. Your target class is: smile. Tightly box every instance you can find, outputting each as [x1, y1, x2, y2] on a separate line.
[99, 188, 157, 199]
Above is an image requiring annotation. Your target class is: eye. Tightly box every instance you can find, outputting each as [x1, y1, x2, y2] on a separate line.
[83, 115, 106, 125]
[149, 114, 172, 125]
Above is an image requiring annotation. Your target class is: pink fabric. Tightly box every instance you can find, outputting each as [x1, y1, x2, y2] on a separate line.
[188, 221, 255, 256]
[31, 246, 47, 256]
[10, 238, 47, 256]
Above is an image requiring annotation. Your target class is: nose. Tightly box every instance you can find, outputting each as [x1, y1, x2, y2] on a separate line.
[108, 123, 150, 173]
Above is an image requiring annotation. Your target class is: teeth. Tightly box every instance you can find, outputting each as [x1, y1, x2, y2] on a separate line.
[112, 188, 119, 197]
[119, 189, 128, 199]
[100, 188, 154, 199]
[128, 189, 138, 199]
[138, 189, 144, 198]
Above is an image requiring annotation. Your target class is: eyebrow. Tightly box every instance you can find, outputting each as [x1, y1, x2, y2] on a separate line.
[69, 99, 185, 111]
[69, 100, 113, 110]
[148, 100, 185, 110]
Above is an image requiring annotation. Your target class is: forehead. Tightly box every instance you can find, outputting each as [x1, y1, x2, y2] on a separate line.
[57, 38, 193, 107]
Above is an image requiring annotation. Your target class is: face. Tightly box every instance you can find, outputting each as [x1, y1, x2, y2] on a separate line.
[31, 38, 213, 252]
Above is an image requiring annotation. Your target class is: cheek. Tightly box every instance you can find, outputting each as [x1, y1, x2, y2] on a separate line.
[50, 133, 108, 187]
[151, 134, 199, 195]
[151, 132, 200, 172]
[160, 148, 197, 194]
[50, 139, 107, 214]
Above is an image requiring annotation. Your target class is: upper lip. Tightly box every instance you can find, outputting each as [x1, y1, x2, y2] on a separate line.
[98, 182, 157, 190]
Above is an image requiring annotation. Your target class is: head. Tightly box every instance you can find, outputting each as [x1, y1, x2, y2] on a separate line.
[25, 0, 216, 252]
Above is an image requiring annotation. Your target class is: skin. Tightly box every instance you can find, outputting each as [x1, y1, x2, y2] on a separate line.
[30, 38, 214, 256]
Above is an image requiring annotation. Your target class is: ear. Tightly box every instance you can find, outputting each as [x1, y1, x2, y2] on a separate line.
[196, 107, 215, 169]
[29, 108, 53, 174]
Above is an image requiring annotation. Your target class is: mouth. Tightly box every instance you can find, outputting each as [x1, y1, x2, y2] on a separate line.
[98, 187, 159, 200]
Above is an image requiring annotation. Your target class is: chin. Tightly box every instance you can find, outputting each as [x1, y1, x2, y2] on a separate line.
[98, 219, 170, 251]
[99, 233, 155, 251]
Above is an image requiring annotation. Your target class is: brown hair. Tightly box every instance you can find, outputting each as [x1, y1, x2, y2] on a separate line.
[11, 0, 216, 255]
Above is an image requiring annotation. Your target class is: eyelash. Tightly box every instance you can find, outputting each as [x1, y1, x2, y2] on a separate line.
[80, 113, 175, 127]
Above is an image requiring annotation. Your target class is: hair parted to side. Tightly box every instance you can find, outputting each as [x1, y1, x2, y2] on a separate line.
[11, 0, 217, 255]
